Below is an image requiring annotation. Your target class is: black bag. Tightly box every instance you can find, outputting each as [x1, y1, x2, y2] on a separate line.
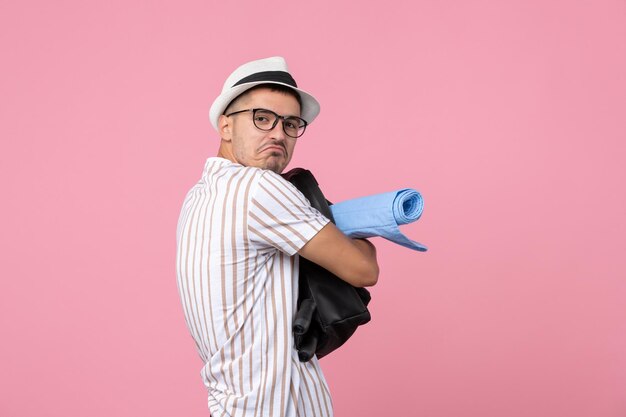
[282, 168, 372, 362]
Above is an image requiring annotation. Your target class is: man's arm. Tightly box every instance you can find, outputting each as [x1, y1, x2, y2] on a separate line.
[297, 222, 379, 288]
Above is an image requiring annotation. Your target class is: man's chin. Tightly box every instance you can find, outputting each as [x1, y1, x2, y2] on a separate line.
[264, 156, 288, 174]
[265, 164, 285, 174]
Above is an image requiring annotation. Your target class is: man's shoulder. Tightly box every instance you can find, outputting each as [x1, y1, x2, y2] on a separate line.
[202, 158, 302, 201]
[203, 158, 264, 183]
[256, 168, 306, 199]
[229, 165, 295, 194]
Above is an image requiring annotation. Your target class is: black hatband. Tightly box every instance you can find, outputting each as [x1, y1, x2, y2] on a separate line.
[232, 71, 298, 88]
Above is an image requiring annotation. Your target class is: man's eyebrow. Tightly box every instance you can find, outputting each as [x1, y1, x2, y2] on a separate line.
[257, 107, 302, 118]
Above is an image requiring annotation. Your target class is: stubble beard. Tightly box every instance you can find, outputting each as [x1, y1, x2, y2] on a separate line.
[264, 153, 285, 174]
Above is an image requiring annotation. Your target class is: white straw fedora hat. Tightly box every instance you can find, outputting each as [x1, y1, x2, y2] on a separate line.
[209, 56, 320, 131]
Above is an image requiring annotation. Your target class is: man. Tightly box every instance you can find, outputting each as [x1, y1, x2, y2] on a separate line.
[176, 56, 379, 417]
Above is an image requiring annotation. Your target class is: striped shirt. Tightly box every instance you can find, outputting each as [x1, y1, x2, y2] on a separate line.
[176, 157, 333, 417]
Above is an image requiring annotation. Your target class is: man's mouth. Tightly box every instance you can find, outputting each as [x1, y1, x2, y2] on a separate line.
[262, 145, 286, 155]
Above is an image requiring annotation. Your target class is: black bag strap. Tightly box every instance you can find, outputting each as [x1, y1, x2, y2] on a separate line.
[281, 167, 335, 220]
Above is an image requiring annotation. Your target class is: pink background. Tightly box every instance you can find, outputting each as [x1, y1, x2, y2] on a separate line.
[1, 1, 625, 416]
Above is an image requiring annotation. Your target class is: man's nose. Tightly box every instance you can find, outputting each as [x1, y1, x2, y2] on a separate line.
[269, 118, 287, 140]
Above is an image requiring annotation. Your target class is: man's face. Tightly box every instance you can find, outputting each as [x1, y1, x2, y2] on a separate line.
[220, 87, 301, 174]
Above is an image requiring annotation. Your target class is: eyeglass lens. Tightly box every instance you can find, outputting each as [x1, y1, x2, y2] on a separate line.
[253, 109, 306, 138]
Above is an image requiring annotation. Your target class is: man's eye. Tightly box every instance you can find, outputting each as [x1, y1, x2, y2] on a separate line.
[255, 116, 270, 123]
[285, 120, 298, 129]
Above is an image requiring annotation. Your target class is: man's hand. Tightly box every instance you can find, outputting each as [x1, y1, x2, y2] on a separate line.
[298, 223, 379, 287]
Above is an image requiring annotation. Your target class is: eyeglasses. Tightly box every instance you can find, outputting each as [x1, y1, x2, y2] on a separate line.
[225, 108, 308, 138]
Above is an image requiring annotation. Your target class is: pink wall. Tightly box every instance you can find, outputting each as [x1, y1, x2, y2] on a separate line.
[2, 1, 625, 416]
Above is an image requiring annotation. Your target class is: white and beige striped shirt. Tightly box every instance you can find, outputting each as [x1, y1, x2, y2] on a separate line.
[176, 157, 333, 417]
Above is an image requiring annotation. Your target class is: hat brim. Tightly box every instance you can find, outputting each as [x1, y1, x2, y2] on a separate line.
[209, 81, 320, 132]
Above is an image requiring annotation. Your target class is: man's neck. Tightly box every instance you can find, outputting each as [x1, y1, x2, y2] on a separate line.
[216, 142, 236, 164]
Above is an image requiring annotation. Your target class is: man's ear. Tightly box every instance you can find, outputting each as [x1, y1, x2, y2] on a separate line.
[218, 114, 232, 141]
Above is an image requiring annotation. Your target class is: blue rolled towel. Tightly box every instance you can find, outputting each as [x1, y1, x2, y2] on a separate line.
[329, 189, 427, 252]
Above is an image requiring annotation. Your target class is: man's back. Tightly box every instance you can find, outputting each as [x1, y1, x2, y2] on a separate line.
[176, 157, 333, 417]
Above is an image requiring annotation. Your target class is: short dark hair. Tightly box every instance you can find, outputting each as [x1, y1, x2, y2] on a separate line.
[223, 83, 302, 115]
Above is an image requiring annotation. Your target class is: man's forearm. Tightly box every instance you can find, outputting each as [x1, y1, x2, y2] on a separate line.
[349, 238, 379, 287]
[298, 224, 379, 287]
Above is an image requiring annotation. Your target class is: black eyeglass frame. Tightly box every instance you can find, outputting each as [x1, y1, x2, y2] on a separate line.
[224, 108, 308, 138]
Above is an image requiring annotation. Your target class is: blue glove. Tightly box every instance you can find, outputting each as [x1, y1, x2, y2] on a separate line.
[329, 189, 427, 252]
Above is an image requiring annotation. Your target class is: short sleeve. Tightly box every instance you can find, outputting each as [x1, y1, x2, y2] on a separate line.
[248, 171, 331, 255]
